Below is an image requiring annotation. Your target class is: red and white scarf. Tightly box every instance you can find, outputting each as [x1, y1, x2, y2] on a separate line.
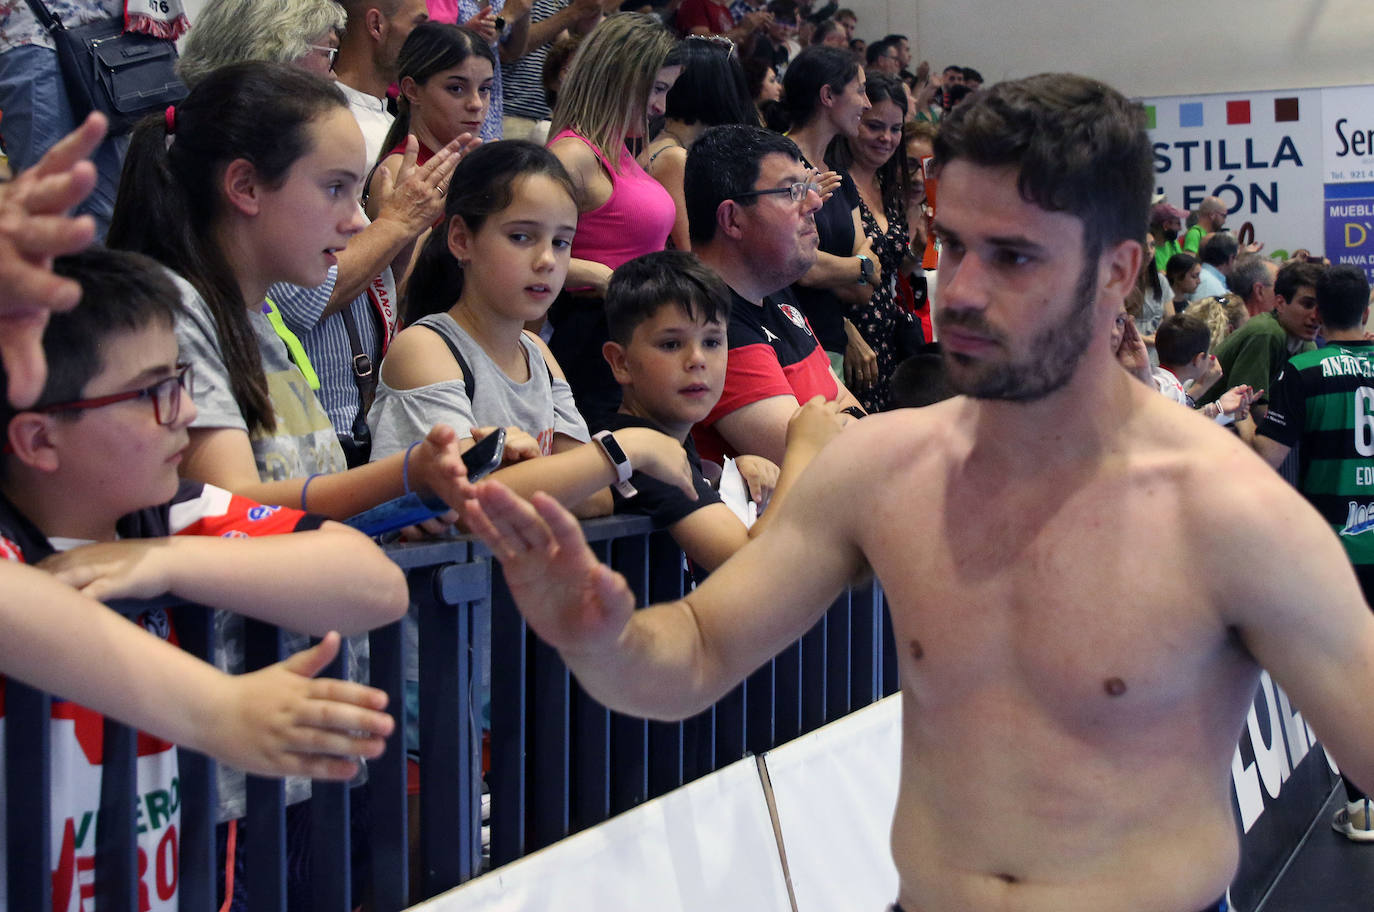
[124, 0, 188, 41]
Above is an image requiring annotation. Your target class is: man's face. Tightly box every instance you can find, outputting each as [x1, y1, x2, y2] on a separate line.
[1155, 217, 1180, 241]
[875, 46, 901, 75]
[1252, 260, 1278, 311]
[932, 160, 1108, 402]
[734, 152, 823, 290]
[821, 27, 847, 47]
[943, 67, 964, 88]
[896, 38, 911, 67]
[380, 0, 429, 74]
[1203, 198, 1226, 231]
[837, 14, 856, 38]
[1274, 283, 1321, 341]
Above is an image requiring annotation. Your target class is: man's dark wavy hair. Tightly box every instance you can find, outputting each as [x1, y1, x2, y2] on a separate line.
[933, 73, 1153, 254]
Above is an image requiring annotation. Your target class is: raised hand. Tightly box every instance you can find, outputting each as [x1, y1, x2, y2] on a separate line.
[371, 134, 476, 233]
[467, 483, 635, 656]
[0, 112, 106, 407]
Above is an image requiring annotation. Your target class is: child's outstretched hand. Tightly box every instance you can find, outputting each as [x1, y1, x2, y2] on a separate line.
[206, 632, 393, 780]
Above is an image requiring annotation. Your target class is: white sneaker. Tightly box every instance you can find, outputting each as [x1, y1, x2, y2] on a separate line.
[1332, 799, 1374, 842]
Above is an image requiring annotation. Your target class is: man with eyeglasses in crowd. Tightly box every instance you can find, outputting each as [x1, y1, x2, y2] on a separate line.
[683, 124, 865, 468]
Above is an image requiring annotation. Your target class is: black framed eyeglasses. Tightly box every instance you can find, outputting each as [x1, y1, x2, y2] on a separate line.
[733, 171, 820, 203]
[36, 363, 194, 427]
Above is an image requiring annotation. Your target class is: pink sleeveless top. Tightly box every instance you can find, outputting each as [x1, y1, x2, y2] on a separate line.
[550, 128, 675, 270]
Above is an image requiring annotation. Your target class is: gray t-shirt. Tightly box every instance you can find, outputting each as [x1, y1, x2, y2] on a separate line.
[170, 271, 361, 820]
[367, 312, 589, 459]
[172, 272, 349, 479]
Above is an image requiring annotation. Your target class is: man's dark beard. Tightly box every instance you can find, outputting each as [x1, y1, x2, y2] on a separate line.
[938, 251, 1099, 402]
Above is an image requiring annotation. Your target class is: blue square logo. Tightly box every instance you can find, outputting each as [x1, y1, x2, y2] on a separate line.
[1179, 102, 1204, 128]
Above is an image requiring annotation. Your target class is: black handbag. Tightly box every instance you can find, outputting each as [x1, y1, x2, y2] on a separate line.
[23, 0, 187, 136]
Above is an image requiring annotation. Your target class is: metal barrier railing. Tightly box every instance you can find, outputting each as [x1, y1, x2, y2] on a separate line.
[3, 515, 898, 910]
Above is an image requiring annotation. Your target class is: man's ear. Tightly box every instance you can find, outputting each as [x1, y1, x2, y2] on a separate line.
[446, 215, 473, 263]
[365, 6, 385, 40]
[222, 158, 262, 217]
[602, 340, 631, 384]
[716, 199, 745, 241]
[6, 414, 60, 474]
[1099, 237, 1142, 303]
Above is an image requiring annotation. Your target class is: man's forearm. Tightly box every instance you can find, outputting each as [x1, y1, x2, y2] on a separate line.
[562, 598, 725, 720]
[525, 5, 581, 51]
[327, 219, 415, 313]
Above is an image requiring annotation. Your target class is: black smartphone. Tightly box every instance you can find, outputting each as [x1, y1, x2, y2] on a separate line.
[461, 427, 505, 482]
[342, 429, 507, 537]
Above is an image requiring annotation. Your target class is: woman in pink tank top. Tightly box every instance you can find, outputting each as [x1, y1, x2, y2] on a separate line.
[544, 13, 683, 421]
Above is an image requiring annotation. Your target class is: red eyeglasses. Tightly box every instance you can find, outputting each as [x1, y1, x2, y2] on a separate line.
[35, 363, 195, 427]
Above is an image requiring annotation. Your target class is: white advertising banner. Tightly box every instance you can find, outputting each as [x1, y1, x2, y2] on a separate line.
[1142, 88, 1325, 257]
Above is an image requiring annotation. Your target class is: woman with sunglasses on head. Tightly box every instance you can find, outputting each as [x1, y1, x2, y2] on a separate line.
[543, 12, 682, 424]
[640, 36, 759, 252]
[780, 45, 878, 382]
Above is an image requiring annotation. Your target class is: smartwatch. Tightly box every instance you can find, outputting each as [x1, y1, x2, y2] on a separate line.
[856, 254, 874, 285]
[593, 430, 637, 497]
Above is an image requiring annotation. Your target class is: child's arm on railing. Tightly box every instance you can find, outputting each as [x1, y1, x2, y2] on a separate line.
[0, 562, 393, 779]
[39, 521, 407, 636]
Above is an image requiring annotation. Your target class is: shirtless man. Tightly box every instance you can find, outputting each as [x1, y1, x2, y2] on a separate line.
[465, 73, 1374, 912]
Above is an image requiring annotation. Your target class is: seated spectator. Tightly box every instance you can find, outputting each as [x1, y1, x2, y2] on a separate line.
[177, 0, 346, 86]
[1152, 313, 1255, 424]
[1165, 251, 1200, 311]
[685, 124, 864, 465]
[741, 55, 783, 113]
[599, 250, 843, 570]
[1188, 292, 1249, 352]
[369, 141, 695, 518]
[641, 35, 760, 251]
[333, 0, 432, 165]
[1193, 259, 1325, 420]
[366, 23, 495, 211]
[1227, 252, 1279, 317]
[1150, 200, 1187, 272]
[811, 17, 846, 47]
[544, 13, 682, 423]
[865, 38, 901, 76]
[1133, 233, 1172, 353]
[675, 0, 770, 41]
[782, 45, 876, 376]
[1190, 232, 1237, 301]
[1182, 195, 1225, 254]
[889, 344, 951, 408]
[0, 246, 406, 908]
[108, 63, 474, 519]
[832, 72, 921, 412]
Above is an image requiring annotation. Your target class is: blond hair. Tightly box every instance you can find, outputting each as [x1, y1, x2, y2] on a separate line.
[1189, 292, 1248, 352]
[549, 13, 676, 171]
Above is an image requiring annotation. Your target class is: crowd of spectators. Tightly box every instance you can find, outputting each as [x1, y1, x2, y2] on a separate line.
[2, 0, 1372, 906]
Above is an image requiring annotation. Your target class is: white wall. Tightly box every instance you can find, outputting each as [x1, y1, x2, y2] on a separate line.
[845, 0, 1374, 99]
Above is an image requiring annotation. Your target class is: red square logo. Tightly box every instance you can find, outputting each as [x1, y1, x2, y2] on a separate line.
[1226, 100, 1251, 125]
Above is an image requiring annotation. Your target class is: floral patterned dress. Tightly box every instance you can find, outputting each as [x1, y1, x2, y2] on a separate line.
[849, 189, 916, 413]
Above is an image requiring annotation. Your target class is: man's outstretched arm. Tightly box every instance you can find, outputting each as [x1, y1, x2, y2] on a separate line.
[467, 430, 868, 720]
